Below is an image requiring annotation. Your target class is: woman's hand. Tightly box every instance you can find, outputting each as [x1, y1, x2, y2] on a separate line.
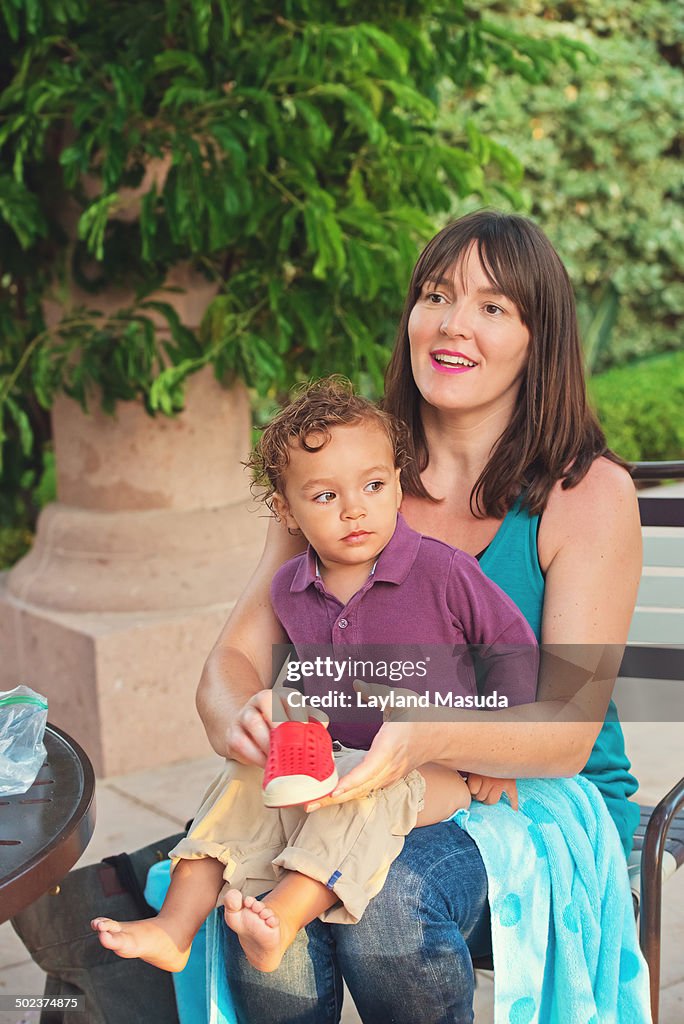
[305, 718, 434, 811]
[466, 773, 519, 811]
[303, 679, 439, 810]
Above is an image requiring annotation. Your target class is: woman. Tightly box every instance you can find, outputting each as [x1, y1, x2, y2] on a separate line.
[197, 211, 642, 1023]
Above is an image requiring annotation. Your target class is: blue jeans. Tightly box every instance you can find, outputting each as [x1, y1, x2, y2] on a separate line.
[222, 821, 491, 1024]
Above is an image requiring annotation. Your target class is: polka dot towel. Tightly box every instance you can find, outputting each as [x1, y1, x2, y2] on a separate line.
[452, 776, 652, 1023]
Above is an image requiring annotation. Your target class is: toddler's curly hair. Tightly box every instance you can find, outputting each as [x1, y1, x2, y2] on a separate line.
[247, 376, 411, 511]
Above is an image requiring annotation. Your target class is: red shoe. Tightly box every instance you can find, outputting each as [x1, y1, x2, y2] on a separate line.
[262, 719, 338, 808]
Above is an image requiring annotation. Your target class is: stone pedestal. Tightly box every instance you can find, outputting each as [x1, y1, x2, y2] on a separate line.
[0, 368, 266, 775]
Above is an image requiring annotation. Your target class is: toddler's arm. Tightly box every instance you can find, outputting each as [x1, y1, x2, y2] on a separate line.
[465, 773, 518, 811]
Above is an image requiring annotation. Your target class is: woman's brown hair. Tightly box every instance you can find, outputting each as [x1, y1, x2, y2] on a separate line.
[383, 210, 626, 517]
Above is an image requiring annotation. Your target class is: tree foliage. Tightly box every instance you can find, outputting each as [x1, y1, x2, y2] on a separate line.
[0, 0, 584, 529]
[451, 0, 684, 371]
[0, 2, 582, 399]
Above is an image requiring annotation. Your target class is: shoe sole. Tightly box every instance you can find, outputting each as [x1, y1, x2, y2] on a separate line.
[262, 767, 339, 808]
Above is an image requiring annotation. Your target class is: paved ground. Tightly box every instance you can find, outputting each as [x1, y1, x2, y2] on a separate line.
[1, 722, 682, 1023]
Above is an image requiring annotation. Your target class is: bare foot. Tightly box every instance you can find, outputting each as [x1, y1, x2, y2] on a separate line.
[90, 916, 190, 973]
[223, 889, 295, 972]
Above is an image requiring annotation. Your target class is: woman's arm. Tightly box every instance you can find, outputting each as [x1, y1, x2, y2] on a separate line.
[313, 460, 642, 806]
[196, 516, 306, 760]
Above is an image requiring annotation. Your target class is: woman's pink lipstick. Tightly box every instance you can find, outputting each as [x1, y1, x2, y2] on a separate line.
[430, 350, 478, 375]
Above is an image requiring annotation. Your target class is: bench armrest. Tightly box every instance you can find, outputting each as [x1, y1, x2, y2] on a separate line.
[639, 775, 684, 1019]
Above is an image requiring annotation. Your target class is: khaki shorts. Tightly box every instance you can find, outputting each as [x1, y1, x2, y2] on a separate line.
[169, 746, 425, 924]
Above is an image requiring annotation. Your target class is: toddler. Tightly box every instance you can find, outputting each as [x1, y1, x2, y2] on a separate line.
[91, 377, 538, 974]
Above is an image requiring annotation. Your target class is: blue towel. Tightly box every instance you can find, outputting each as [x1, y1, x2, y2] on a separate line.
[145, 860, 211, 1024]
[145, 861, 237, 1024]
[452, 775, 652, 1024]
[206, 909, 238, 1024]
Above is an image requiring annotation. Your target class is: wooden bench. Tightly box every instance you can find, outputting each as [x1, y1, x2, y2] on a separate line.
[623, 460, 684, 1024]
[473, 460, 684, 1024]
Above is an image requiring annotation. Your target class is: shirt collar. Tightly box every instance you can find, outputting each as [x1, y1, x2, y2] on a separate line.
[290, 546, 320, 593]
[289, 513, 422, 593]
[370, 513, 422, 584]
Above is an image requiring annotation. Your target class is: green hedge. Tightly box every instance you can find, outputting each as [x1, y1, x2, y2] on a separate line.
[451, 0, 684, 371]
[589, 351, 684, 463]
[0, 525, 32, 570]
[0, 0, 584, 540]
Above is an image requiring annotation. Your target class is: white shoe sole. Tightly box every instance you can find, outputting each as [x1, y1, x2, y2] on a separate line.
[262, 767, 339, 808]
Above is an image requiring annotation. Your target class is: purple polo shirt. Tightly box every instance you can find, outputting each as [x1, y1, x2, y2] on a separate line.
[271, 513, 538, 748]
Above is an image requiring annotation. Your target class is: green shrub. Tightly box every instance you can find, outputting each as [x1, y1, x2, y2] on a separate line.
[0, 0, 585, 533]
[589, 351, 684, 462]
[0, 1, 581, 423]
[0, 525, 33, 569]
[451, 0, 684, 371]
[0, 444, 54, 567]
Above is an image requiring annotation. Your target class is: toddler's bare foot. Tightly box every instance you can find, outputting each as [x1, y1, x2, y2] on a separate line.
[90, 916, 190, 973]
[223, 889, 295, 972]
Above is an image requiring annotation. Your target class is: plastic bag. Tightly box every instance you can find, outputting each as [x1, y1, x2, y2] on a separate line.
[0, 685, 48, 796]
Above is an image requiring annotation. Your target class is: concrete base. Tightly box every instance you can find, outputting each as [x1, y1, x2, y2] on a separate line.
[0, 575, 237, 776]
[6, 500, 267, 613]
[0, 367, 269, 775]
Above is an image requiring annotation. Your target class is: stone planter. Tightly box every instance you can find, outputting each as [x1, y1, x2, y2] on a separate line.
[0, 367, 266, 775]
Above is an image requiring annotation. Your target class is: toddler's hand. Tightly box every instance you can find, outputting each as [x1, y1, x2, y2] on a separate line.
[226, 688, 295, 766]
[227, 687, 329, 766]
[225, 689, 274, 766]
[466, 774, 519, 811]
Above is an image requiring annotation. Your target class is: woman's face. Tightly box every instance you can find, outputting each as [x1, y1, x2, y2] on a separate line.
[408, 246, 530, 417]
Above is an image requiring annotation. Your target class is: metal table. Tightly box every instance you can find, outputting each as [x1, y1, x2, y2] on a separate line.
[0, 723, 96, 923]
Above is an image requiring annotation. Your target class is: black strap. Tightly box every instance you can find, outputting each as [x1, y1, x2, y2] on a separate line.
[102, 853, 155, 918]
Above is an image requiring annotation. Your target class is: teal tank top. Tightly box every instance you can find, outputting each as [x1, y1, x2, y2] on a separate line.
[479, 499, 640, 857]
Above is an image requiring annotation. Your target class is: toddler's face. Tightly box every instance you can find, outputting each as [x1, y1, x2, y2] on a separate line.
[275, 421, 402, 571]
